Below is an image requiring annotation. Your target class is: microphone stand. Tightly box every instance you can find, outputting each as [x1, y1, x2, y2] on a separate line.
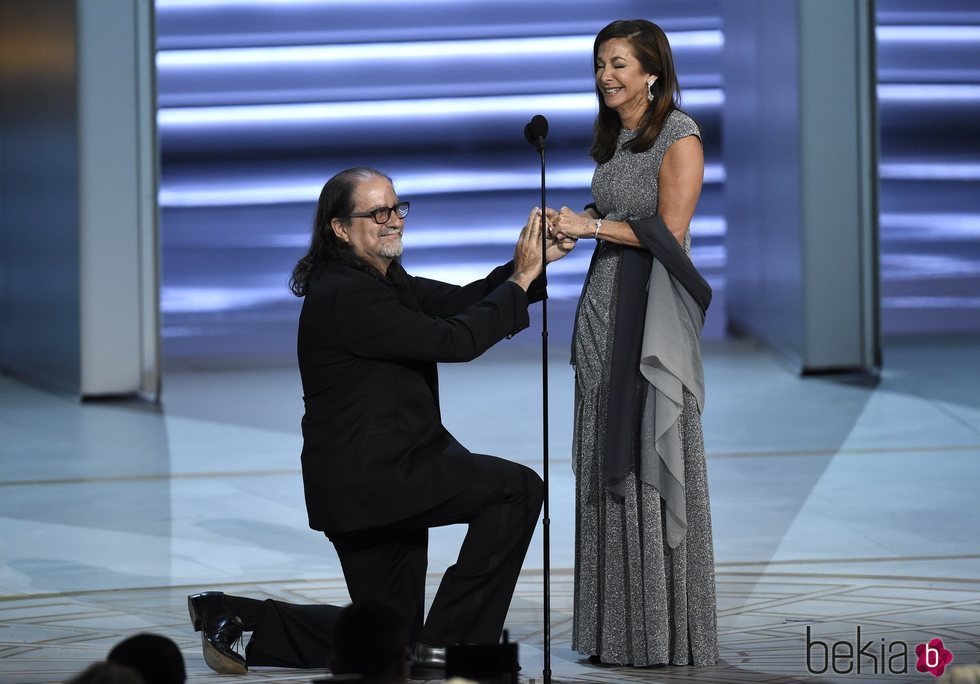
[534, 138, 553, 684]
[524, 113, 553, 684]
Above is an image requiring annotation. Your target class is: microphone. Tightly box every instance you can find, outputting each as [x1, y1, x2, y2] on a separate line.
[523, 114, 549, 153]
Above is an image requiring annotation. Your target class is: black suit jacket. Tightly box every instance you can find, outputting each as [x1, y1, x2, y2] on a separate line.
[297, 259, 541, 534]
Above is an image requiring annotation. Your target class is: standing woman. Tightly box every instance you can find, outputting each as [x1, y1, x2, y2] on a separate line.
[551, 19, 718, 667]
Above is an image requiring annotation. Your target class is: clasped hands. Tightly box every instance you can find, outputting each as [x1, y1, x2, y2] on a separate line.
[545, 206, 596, 241]
[508, 207, 577, 290]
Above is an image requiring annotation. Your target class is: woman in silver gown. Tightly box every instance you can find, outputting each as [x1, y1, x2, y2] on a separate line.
[550, 19, 718, 667]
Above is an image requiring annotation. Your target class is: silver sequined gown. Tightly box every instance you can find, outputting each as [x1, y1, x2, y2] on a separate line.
[571, 110, 718, 667]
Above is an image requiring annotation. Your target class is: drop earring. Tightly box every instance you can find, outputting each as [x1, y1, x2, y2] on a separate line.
[646, 78, 658, 102]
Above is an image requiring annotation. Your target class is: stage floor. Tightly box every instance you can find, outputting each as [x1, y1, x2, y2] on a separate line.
[2, 335, 979, 683]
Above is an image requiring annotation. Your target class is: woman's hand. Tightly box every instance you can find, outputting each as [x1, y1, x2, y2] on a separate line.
[550, 206, 596, 240]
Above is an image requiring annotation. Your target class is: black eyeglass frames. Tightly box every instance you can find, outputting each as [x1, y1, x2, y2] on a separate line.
[346, 201, 410, 225]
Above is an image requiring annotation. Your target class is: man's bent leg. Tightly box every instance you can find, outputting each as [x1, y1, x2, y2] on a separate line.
[330, 527, 428, 646]
[419, 455, 543, 645]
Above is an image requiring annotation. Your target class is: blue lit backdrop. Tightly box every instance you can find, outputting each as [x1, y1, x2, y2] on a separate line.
[155, 0, 980, 362]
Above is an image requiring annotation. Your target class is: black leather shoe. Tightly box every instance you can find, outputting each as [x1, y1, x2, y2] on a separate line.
[187, 592, 247, 675]
[411, 642, 447, 679]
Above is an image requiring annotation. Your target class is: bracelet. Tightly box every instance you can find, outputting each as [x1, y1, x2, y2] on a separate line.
[593, 219, 602, 239]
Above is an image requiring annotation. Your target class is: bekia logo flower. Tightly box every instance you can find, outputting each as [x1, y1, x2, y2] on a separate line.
[915, 637, 953, 678]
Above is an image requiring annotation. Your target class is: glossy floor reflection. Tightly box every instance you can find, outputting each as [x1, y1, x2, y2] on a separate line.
[2, 335, 979, 683]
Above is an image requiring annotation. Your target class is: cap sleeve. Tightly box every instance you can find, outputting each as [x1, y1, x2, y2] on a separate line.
[663, 109, 701, 147]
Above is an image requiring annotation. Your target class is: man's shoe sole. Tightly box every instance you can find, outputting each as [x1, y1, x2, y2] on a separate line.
[202, 633, 248, 675]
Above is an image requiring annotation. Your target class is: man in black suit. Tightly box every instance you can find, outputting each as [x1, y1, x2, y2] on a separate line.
[188, 167, 574, 676]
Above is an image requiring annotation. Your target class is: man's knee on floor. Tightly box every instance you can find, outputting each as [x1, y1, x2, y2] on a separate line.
[331, 600, 410, 684]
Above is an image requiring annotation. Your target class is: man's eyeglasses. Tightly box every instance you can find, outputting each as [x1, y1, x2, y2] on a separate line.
[346, 201, 410, 225]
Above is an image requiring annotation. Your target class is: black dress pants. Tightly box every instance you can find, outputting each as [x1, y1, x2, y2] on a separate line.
[331, 454, 544, 647]
[223, 595, 343, 668]
[224, 453, 542, 668]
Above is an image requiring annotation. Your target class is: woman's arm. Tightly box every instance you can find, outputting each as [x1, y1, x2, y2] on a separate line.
[549, 210, 643, 247]
[658, 136, 704, 244]
[551, 135, 704, 248]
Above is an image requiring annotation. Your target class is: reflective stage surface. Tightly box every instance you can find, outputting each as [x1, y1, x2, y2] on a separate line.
[2, 335, 979, 682]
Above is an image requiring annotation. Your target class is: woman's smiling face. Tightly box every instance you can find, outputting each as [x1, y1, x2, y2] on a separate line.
[595, 38, 657, 126]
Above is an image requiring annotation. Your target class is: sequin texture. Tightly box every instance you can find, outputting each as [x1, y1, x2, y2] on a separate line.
[571, 110, 718, 666]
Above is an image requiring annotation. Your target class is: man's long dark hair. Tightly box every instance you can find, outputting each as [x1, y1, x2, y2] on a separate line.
[289, 167, 391, 297]
[590, 19, 682, 164]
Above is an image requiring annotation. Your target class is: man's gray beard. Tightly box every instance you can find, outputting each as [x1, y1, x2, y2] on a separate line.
[379, 236, 403, 259]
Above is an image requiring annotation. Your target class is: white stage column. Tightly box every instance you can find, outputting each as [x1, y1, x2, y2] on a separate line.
[722, 0, 880, 375]
[0, 0, 160, 398]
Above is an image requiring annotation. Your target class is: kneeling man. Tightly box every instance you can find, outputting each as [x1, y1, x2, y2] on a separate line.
[188, 167, 574, 677]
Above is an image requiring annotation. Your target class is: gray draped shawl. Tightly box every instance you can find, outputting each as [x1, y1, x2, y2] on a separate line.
[595, 215, 711, 548]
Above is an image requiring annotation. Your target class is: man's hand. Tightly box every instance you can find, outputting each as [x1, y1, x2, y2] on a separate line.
[509, 207, 546, 291]
[546, 234, 576, 263]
